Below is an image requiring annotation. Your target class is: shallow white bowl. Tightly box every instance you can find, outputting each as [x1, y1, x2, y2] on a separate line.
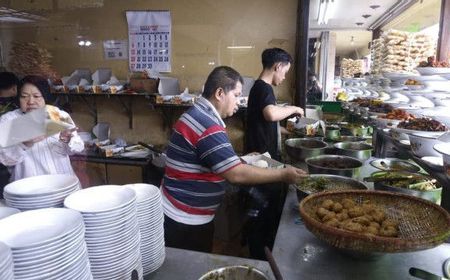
[409, 132, 444, 158]
[123, 184, 160, 203]
[4, 175, 79, 197]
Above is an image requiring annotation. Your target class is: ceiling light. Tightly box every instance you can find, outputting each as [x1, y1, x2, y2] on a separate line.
[226, 46, 254, 49]
[356, 22, 364, 26]
[78, 40, 85, 46]
[369, 5, 380, 9]
[85, 40, 92, 46]
[362, 14, 371, 18]
[317, 0, 337, 25]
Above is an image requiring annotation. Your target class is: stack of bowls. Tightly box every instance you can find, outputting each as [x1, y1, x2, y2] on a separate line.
[64, 185, 143, 280]
[0, 208, 92, 280]
[0, 242, 14, 280]
[3, 174, 80, 211]
[409, 132, 443, 158]
[124, 184, 165, 275]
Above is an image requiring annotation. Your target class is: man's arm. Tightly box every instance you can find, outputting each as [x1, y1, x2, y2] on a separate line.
[220, 163, 307, 185]
[263, 104, 304, 122]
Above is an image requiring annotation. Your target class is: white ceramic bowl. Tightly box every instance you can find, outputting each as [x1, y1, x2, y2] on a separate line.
[409, 132, 444, 158]
[123, 184, 160, 203]
[433, 143, 450, 178]
[4, 174, 79, 197]
[417, 67, 450, 75]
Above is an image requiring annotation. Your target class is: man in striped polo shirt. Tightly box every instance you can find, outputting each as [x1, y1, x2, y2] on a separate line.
[161, 66, 307, 253]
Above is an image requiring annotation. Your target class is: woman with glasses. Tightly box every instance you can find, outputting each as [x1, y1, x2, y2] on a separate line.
[0, 75, 82, 181]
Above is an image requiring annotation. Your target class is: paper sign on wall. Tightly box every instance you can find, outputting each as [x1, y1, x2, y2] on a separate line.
[103, 40, 128, 60]
[126, 11, 171, 72]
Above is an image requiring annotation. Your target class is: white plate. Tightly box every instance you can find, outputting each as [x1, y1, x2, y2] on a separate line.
[123, 184, 160, 203]
[4, 174, 79, 197]
[0, 207, 20, 220]
[64, 185, 135, 213]
[421, 156, 444, 168]
[417, 67, 450, 75]
[0, 208, 83, 248]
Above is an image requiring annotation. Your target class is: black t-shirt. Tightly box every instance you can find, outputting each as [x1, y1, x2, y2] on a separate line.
[245, 80, 279, 159]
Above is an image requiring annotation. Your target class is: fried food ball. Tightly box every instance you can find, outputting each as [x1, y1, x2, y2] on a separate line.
[371, 210, 386, 223]
[369, 222, 381, 229]
[363, 214, 374, 222]
[324, 218, 340, 227]
[316, 207, 330, 219]
[365, 226, 379, 235]
[348, 206, 365, 218]
[342, 221, 363, 232]
[382, 219, 399, 228]
[362, 203, 376, 214]
[336, 211, 349, 222]
[352, 216, 371, 226]
[379, 225, 398, 237]
[342, 198, 356, 209]
[332, 202, 343, 213]
[321, 199, 334, 210]
[322, 211, 336, 222]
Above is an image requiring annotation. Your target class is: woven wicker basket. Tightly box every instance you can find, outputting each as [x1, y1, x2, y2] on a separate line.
[299, 190, 450, 253]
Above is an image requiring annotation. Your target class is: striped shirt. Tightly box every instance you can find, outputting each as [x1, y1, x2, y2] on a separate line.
[161, 97, 241, 225]
[0, 109, 78, 181]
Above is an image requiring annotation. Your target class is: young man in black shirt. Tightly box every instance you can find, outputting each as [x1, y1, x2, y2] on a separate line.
[244, 48, 304, 259]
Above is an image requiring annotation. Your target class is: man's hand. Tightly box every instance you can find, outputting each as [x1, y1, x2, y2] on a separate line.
[282, 165, 308, 184]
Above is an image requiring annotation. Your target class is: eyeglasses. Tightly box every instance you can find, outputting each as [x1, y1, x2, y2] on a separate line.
[20, 95, 43, 100]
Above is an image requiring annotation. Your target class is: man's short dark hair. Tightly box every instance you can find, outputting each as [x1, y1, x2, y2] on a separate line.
[0, 72, 19, 90]
[202, 66, 243, 99]
[261, 48, 293, 69]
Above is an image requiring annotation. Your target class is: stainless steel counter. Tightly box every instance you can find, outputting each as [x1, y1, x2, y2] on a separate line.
[272, 186, 450, 280]
[144, 247, 274, 280]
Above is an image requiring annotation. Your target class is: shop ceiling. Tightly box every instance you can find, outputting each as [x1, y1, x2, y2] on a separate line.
[309, 0, 441, 58]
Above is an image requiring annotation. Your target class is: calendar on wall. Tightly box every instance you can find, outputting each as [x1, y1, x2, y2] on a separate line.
[126, 11, 171, 72]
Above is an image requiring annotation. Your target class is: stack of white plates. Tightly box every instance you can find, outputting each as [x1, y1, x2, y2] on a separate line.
[0, 206, 20, 220]
[64, 185, 143, 280]
[124, 184, 165, 275]
[0, 241, 14, 280]
[0, 208, 92, 280]
[3, 174, 81, 211]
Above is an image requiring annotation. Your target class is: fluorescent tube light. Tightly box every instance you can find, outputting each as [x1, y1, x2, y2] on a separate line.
[317, 0, 336, 25]
[226, 46, 254, 49]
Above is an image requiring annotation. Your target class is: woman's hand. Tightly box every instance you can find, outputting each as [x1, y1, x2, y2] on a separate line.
[59, 127, 78, 144]
[23, 135, 46, 147]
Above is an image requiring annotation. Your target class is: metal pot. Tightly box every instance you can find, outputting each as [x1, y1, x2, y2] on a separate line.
[305, 155, 363, 178]
[336, 135, 367, 143]
[371, 171, 442, 203]
[334, 142, 373, 162]
[199, 266, 269, 280]
[341, 125, 371, 137]
[295, 174, 368, 202]
[325, 126, 341, 141]
[285, 138, 327, 162]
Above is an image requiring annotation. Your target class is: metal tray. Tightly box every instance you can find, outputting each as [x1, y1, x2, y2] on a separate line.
[370, 158, 420, 173]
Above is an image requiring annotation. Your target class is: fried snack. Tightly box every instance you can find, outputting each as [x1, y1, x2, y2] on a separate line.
[321, 199, 334, 210]
[342, 198, 356, 209]
[348, 206, 365, 218]
[314, 198, 399, 237]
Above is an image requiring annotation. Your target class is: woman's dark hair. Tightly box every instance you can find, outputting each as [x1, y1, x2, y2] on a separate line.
[261, 48, 293, 69]
[18, 75, 51, 102]
[0, 72, 19, 90]
[202, 66, 243, 99]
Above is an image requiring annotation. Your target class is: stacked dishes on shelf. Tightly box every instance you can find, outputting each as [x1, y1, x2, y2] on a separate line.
[3, 174, 80, 211]
[124, 184, 165, 275]
[64, 185, 143, 280]
[0, 208, 92, 280]
[0, 241, 14, 280]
